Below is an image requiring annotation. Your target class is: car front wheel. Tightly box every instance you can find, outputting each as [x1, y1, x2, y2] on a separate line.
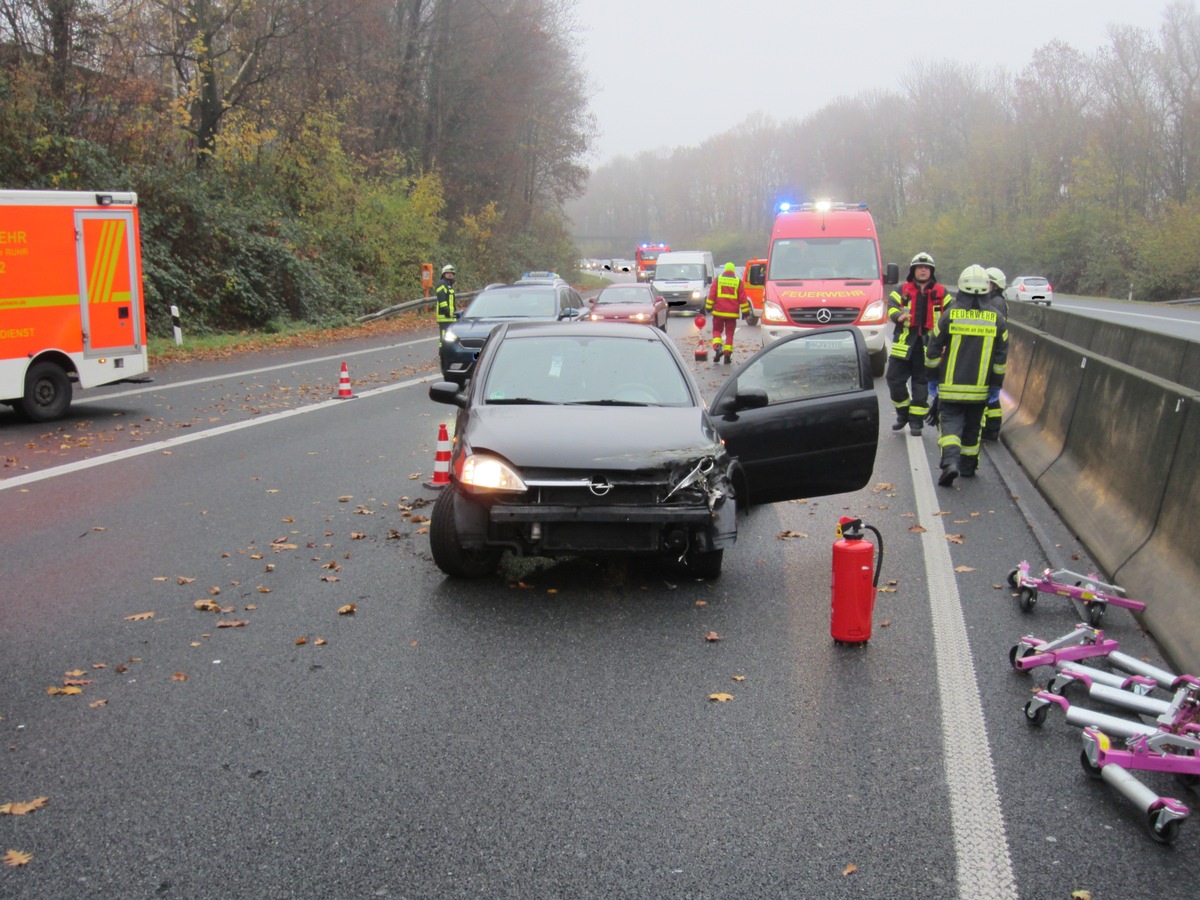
[682, 548, 723, 579]
[429, 489, 501, 578]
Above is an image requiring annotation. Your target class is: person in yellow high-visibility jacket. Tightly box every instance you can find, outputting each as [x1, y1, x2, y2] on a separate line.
[704, 262, 754, 365]
[435, 264, 457, 347]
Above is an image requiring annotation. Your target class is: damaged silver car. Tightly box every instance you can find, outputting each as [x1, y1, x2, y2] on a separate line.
[427, 321, 878, 578]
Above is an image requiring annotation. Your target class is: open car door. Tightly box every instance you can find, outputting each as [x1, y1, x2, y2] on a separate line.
[710, 328, 879, 505]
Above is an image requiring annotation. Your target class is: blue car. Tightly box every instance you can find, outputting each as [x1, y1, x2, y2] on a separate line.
[440, 283, 586, 384]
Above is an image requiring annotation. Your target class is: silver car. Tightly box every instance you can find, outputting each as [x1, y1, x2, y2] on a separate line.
[1005, 276, 1053, 306]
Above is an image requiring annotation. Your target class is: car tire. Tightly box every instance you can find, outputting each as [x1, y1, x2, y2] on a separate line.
[683, 548, 723, 579]
[429, 489, 501, 578]
[19, 361, 73, 422]
[869, 349, 886, 379]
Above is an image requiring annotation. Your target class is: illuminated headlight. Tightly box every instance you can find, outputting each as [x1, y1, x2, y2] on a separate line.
[861, 299, 886, 323]
[631, 312, 649, 322]
[588, 312, 604, 321]
[443, 328, 460, 344]
[460, 454, 527, 492]
[763, 300, 788, 323]
[691, 289, 703, 300]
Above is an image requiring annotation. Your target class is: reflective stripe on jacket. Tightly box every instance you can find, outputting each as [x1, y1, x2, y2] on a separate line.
[925, 297, 1008, 403]
[888, 281, 945, 358]
[706, 274, 751, 318]
[435, 282, 456, 323]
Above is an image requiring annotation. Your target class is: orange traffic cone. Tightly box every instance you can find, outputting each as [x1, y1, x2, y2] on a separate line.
[424, 423, 452, 489]
[335, 361, 354, 399]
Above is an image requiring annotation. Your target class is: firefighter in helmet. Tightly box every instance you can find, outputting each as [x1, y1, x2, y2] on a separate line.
[925, 265, 1009, 487]
[886, 252, 947, 436]
[705, 262, 754, 365]
[435, 264, 457, 347]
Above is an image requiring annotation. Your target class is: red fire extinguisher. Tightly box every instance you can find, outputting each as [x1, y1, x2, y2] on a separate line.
[831, 516, 884, 644]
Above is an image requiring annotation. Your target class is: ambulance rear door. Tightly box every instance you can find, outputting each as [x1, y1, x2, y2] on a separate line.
[75, 209, 143, 356]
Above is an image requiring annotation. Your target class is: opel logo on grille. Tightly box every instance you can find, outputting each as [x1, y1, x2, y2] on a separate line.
[815, 308, 833, 324]
[588, 476, 613, 496]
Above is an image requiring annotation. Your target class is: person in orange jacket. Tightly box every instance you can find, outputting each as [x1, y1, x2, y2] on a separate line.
[705, 262, 754, 364]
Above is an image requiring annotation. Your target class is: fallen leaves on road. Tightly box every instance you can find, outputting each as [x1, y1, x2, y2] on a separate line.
[3, 849, 32, 867]
[89, 699, 108, 708]
[216, 619, 248, 628]
[842, 863, 857, 876]
[908, 525, 927, 534]
[708, 693, 734, 702]
[123, 611, 155, 621]
[946, 534, 965, 544]
[776, 530, 808, 540]
[954, 565, 975, 572]
[337, 604, 356, 615]
[172, 672, 188, 682]
[0, 797, 47, 816]
[705, 631, 722, 642]
[871, 483, 893, 493]
[46, 686, 82, 696]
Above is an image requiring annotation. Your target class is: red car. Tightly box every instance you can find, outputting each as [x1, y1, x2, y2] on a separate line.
[586, 283, 672, 330]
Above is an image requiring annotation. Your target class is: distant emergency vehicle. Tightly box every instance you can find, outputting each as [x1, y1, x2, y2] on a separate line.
[0, 190, 150, 421]
[742, 258, 767, 316]
[759, 200, 898, 376]
[635, 242, 669, 283]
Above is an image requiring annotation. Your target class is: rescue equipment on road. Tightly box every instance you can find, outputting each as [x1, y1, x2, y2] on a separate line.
[1006, 561, 1146, 627]
[425, 423, 452, 489]
[335, 361, 354, 399]
[1015, 622, 1200, 845]
[831, 516, 883, 644]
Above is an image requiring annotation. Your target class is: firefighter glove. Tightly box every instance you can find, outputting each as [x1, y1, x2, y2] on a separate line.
[925, 397, 940, 427]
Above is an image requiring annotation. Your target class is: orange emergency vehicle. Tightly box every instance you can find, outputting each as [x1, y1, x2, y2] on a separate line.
[635, 242, 669, 283]
[760, 200, 899, 376]
[1, 190, 150, 421]
[742, 258, 766, 316]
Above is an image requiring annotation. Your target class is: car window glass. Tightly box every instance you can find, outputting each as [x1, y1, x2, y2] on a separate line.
[466, 289, 554, 318]
[596, 287, 648, 304]
[733, 332, 861, 403]
[483, 336, 691, 406]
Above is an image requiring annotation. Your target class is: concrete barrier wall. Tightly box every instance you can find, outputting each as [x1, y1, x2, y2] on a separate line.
[1115, 398, 1200, 672]
[1001, 315, 1200, 673]
[1009, 301, 1200, 391]
[1002, 329, 1085, 480]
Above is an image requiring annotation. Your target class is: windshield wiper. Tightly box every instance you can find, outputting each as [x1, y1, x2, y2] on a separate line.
[486, 397, 555, 405]
[566, 399, 655, 407]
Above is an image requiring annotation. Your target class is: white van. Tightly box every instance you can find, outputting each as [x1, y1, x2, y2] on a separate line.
[651, 251, 715, 311]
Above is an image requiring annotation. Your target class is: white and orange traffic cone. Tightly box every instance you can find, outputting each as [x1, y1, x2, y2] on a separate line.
[335, 361, 354, 399]
[424, 423, 452, 489]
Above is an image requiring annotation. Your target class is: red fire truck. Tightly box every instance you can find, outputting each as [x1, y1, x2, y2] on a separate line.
[635, 242, 669, 283]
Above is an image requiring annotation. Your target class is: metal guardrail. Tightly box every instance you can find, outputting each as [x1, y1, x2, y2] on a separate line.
[356, 290, 484, 324]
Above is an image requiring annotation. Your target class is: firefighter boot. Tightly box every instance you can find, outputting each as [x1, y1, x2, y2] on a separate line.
[909, 417, 923, 437]
[938, 461, 959, 487]
[723, 350, 732, 365]
[892, 410, 909, 431]
[960, 457, 978, 478]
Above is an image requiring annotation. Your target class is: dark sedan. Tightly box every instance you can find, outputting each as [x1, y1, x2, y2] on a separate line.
[439, 283, 585, 384]
[586, 283, 674, 330]
[427, 322, 879, 578]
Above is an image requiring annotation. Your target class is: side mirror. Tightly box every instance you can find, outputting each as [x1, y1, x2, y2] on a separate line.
[429, 381, 467, 408]
[884, 263, 900, 285]
[711, 387, 769, 417]
[747, 264, 766, 286]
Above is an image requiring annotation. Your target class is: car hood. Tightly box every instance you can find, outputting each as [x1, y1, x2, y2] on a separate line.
[466, 405, 722, 471]
[455, 315, 556, 338]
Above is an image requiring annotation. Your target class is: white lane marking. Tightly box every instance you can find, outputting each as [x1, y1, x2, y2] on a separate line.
[1, 374, 437, 491]
[906, 437, 1018, 900]
[76, 336, 437, 403]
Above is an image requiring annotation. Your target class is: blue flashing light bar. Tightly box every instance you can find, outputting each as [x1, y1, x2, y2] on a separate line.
[777, 200, 869, 213]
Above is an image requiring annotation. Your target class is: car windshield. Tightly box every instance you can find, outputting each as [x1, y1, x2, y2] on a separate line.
[768, 238, 879, 280]
[656, 263, 705, 280]
[595, 287, 652, 305]
[465, 289, 556, 318]
[482, 334, 693, 406]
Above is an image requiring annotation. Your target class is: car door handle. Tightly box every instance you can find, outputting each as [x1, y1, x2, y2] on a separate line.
[850, 410, 870, 421]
